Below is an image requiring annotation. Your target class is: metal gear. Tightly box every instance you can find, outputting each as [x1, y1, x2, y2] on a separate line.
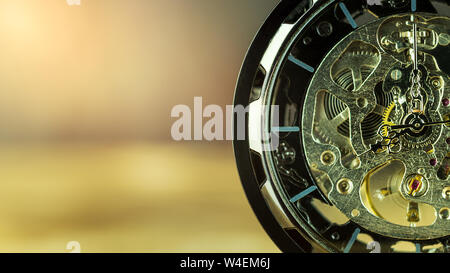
[381, 101, 396, 136]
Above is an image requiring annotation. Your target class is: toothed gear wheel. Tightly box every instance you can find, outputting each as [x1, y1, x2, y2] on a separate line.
[381, 101, 396, 136]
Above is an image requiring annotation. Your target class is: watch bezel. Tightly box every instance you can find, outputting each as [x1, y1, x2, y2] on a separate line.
[233, 0, 314, 253]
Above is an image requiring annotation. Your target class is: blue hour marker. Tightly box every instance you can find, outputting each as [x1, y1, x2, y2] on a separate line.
[416, 243, 421, 253]
[344, 228, 361, 253]
[272, 126, 300, 133]
[290, 186, 317, 203]
[288, 55, 315, 73]
[411, 0, 417, 11]
[339, 2, 358, 29]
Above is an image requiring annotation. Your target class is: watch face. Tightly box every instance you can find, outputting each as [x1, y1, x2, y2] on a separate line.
[234, 0, 450, 253]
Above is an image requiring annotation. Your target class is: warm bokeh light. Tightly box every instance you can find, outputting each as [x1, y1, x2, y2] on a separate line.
[0, 0, 278, 141]
[0, 0, 280, 252]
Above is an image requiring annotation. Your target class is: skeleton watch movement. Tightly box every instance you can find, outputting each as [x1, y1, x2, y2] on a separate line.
[234, 0, 450, 253]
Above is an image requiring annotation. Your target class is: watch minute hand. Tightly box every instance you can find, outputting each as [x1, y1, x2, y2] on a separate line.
[421, 120, 450, 127]
[390, 120, 450, 130]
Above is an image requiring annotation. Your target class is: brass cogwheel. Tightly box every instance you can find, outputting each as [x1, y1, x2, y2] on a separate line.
[381, 101, 396, 136]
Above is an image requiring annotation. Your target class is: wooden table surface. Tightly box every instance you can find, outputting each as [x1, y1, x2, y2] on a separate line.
[0, 142, 278, 253]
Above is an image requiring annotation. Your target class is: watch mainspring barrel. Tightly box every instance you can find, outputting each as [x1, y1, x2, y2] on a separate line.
[234, 0, 450, 253]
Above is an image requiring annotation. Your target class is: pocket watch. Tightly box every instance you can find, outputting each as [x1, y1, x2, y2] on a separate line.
[234, 0, 450, 253]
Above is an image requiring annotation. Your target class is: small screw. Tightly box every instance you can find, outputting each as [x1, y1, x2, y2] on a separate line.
[331, 232, 340, 240]
[439, 208, 450, 220]
[356, 97, 368, 108]
[390, 69, 402, 81]
[316, 21, 333, 37]
[337, 178, 353, 195]
[321, 151, 335, 166]
[432, 79, 441, 88]
[303, 37, 312, 45]
[443, 187, 450, 200]
[443, 98, 449, 107]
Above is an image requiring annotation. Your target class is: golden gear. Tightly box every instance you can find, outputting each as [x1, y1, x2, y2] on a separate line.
[381, 101, 396, 136]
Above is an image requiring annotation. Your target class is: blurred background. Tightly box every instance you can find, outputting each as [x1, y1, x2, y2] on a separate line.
[0, 0, 280, 252]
